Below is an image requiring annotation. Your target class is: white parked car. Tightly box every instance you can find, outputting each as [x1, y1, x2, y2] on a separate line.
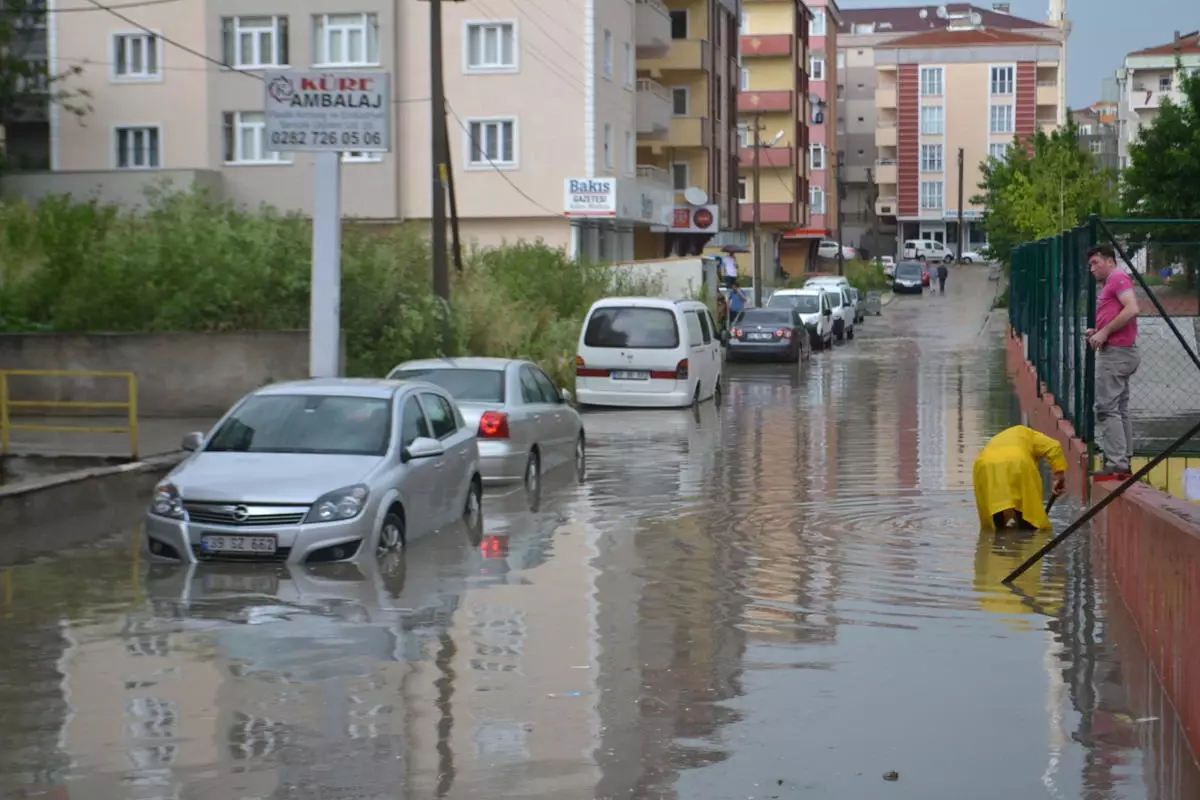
[803, 276, 856, 341]
[957, 249, 984, 263]
[575, 297, 723, 409]
[902, 239, 953, 263]
[817, 240, 857, 261]
[879, 256, 896, 277]
[766, 287, 836, 350]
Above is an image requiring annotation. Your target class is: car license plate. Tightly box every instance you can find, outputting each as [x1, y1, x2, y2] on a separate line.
[203, 572, 279, 593]
[748, 333, 772, 340]
[612, 370, 650, 381]
[200, 534, 277, 554]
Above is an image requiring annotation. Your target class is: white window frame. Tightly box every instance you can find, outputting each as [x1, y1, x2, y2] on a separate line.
[1089, 139, 1102, 154]
[222, 15, 288, 69]
[988, 142, 1007, 161]
[603, 123, 614, 171]
[312, 12, 380, 68]
[112, 125, 162, 170]
[602, 29, 613, 79]
[464, 116, 518, 170]
[670, 161, 689, 191]
[343, 151, 383, 163]
[1158, 73, 1172, 92]
[810, 9, 826, 37]
[837, 52, 846, 71]
[671, 86, 690, 117]
[810, 57, 825, 81]
[739, 67, 750, 91]
[920, 105, 944, 135]
[920, 143, 943, 172]
[920, 66, 944, 97]
[624, 42, 634, 87]
[810, 185, 826, 214]
[110, 31, 162, 82]
[990, 64, 1015, 95]
[463, 20, 518, 74]
[739, 10, 749, 33]
[737, 122, 750, 148]
[920, 180, 943, 210]
[737, 177, 747, 202]
[809, 143, 825, 170]
[989, 103, 1014, 134]
[223, 111, 290, 165]
[624, 129, 634, 174]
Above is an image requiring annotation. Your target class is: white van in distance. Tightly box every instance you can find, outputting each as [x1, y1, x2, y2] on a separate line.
[575, 297, 723, 408]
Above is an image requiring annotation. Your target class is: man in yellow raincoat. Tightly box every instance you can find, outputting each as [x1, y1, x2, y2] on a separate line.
[974, 425, 1067, 530]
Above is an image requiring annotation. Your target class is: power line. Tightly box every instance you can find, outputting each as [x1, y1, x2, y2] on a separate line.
[445, 102, 559, 217]
[17, 0, 187, 13]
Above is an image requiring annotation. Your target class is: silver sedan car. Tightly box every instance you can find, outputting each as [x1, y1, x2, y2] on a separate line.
[387, 357, 585, 493]
[144, 378, 482, 567]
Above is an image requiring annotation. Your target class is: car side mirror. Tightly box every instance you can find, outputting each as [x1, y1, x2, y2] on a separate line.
[559, 387, 573, 405]
[823, 308, 832, 317]
[181, 431, 204, 452]
[402, 436, 445, 462]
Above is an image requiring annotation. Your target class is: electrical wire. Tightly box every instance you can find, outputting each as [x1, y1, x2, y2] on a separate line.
[23, 0, 187, 12]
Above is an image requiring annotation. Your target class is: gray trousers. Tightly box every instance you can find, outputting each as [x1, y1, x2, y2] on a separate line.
[1095, 345, 1140, 471]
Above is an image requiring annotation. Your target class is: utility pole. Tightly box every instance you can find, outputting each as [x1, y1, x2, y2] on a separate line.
[443, 113, 464, 274]
[428, 0, 463, 354]
[956, 147, 965, 260]
[866, 167, 880, 259]
[751, 112, 764, 307]
[835, 151, 846, 276]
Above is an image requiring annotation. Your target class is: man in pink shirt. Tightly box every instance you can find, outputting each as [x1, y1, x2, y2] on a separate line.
[1085, 244, 1140, 479]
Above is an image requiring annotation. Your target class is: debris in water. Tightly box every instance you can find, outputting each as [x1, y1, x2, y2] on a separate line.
[883, 771, 899, 782]
[547, 691, 583, 698]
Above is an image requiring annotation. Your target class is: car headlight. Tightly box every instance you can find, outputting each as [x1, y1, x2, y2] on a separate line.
[150, 482, 185, 519]
[304, 484, 370, 524]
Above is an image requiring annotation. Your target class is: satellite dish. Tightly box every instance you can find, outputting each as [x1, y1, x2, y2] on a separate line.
[936, 5, 949, 18]
[919, 8, 928, 18]
[683, 187, 708, 206]
[969, 11, 982, 24]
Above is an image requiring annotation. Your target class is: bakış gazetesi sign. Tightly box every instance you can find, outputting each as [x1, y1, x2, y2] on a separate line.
[563, 178, 616, 216]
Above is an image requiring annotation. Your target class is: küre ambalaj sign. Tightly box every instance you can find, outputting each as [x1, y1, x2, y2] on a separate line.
[264, 70, 392, 153]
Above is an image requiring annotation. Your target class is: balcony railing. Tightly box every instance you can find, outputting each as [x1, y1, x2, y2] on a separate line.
[635, 0, 671, 57]
[636, 78, 672, 136]
[637, 164, 671, 185]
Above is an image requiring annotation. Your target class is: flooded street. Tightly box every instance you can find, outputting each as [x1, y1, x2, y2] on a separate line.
[2, 268, 1198, 799]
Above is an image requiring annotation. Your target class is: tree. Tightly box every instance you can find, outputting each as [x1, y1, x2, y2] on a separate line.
[972, 120, 1118, 267]
[0, 1, 91, 171]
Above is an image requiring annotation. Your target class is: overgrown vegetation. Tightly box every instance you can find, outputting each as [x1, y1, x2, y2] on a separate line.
[0, 186, 660, 389]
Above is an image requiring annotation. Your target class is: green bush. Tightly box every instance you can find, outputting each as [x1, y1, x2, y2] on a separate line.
[0, 186, 660, 390]
[844, 260, 890, 294]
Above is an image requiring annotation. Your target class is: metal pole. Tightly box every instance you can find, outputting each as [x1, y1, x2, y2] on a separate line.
[310, 150, 342, 377]
[430, 0, 452, 350]
[443, 114, 464, 275]
[956, 147, 965, 260]
[835, 152, 845, 276]
[752, 113, 763, 307]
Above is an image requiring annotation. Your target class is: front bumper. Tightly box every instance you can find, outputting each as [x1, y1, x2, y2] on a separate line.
[144, 512, 374, 566]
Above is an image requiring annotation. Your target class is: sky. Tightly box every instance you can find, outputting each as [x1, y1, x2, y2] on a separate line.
[839, 0, 1182, 108]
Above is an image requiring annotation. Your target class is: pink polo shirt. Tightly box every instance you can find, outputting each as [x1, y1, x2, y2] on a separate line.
[1096, 270, 1138, 347]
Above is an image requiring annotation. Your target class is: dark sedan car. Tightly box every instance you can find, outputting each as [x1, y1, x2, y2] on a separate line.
[892, 261, 926, 294]
[727, 308, 811, 362]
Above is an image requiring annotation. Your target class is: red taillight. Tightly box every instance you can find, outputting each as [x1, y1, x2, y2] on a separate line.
[775, 328, 792, 338]
[575, 356, 608, 378]
[675, 359, 689, 379]
[731, 328, 744, 338]
[478, 411, 510, 439]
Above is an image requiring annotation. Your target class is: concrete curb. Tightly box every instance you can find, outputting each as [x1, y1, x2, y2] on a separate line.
[0, 451, 185, 567]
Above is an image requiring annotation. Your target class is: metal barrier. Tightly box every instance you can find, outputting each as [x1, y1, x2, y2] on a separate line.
[0, 369, 139, 458]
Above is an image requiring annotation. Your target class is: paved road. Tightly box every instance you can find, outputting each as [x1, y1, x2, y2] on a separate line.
[1, 266, 1196, 799]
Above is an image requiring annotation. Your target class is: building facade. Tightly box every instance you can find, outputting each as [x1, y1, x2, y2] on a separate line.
[1071, 103, 1119, 173]
[1, 3, 50, 171]
[1116, 31, 1200, 170]
[16, 0, 741, 263]
[835, 3, 1065, 257]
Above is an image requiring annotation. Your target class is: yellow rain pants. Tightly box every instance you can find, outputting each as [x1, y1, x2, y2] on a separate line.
[973, 425, 1067, 530]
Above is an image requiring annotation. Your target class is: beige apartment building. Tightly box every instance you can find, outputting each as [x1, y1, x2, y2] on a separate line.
[1116, 31, 1200, 170]
[19, 0, 741, 262]
[834, 2, 1066, 257]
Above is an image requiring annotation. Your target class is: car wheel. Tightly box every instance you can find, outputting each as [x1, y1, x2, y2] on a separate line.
[713, 377, 723, 405]
[524, 450, 541, 498]
[811, 332, 822, 351]
[963, 257, 973, 263]
[377, 510, 405, 559]
[574, 434, 587, 481]
[463, 476, 482, 544]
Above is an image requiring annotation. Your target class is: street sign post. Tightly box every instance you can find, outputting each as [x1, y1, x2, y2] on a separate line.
[263, 71, 392, 378]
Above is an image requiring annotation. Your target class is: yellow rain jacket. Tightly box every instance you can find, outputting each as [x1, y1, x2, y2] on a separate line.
[973, 425, 1067, 530]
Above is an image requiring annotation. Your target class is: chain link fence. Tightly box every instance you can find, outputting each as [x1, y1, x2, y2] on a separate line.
[1011, 216, 1200, 458]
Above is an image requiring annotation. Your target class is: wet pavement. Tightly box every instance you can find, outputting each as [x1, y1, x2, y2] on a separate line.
[2, 267, 1199, 799]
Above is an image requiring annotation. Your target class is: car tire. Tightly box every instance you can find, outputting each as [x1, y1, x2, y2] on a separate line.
[963, 257, 973, 263]
[378, 510, 405, 559]
[713, 377, 723, 405]
[523, 450, 541, 498]
[463, 476, 482, 544]
[574, 434, 587, 482]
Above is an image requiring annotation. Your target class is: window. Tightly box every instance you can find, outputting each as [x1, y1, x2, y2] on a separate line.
[390, 368, 505, 402]
[671, 161, 689, 191]
[400, 396, 432, 448]
[1078, 124, 1093, 135]
[810, 143, 825, 170]
[810, 57, 825, 81]
[583, 306, 680, 349]
[1089, 139, 1102, 154]
[737, 122, 750, 148]
[740, 67, 750, 91]
[603, 123, 613, 171]
[223, 112, 289, 164]
[221, 16, 288, 68]
[313, 13, 379, 67]
[466, 118, 517, 168]
[465, 22, 516, 72]
[671, 86, 689, 116]
[739, 10, 749, 32]
[669, 10, 687, 39]
[737, 177, 747, 202]
[920, 66, 943, 97]
[112, 32, 160, 80]
[696, 310, 712, 344]
[990, 104, 1014, 134]
[684, 311, 704, 347]
[920, 180, 943, 210]
[988, 142, 1007, 161]
[810, 185, 826, 214]
[990, 65, 1014, 95]
[715, 76, 722, 120]
[920, 144, 943, 172]
[1158, 74, 1172, 91]
[837, 52, 845, 71]
[343, 151, 382, 163]
[624, 42, 634, 86]
[624, 129, 634, 174]
[920, 105, 944, 135]
[115, 126, 160, 169]
[810, 9, 826, 36]
[603, 29, 613, 79]
[419, 393, 459, 440]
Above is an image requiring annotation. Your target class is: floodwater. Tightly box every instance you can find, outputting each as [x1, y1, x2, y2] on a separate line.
[2, 268, 1198, 800]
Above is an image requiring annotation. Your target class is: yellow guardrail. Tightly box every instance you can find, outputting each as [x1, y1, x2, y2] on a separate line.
[0, 369, 139, 458]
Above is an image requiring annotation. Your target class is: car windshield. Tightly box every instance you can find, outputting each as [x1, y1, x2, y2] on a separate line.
[897, 263, 924, 278]
[736, 309, 794, 325]
[826, 291, 843, 307]
[584, 307, 680, 349]
[768, 294, 820, 313]
[205, 394, 392, 456]
[389, 368, 505, 403]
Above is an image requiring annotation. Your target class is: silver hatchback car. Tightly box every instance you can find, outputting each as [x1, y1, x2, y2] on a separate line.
[144, 378, 482, 566]
[387, 357, 586, 493]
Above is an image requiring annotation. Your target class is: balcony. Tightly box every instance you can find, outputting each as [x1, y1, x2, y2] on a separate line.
[637, 164, 671, 186]
[642, 116, 713, 149]
[875, 86, 897, 108]
[635, 0, 671, 58]
[1130, 87, 1182, 110]
[636, 78, 672, 137]
[1037, 81, 1057, 107]
[640, 38, 711, 74]
[874, 159, 897, 185]
[739, 146, 794, 169]
[737, 90, 793, 114]
[740, 202, 795, 226]
[740, 34, 793, 58]
[875, 123, 896, 147]
[875, 197, 898, 218]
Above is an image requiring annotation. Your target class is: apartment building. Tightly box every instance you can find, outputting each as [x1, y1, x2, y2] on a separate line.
[835, 2, 1066, 256]
[1072, 102, 1119, 173]
[1116, 31, 1200, 170]
[24, 0, 740, 263]
[1, 2, 50, 170]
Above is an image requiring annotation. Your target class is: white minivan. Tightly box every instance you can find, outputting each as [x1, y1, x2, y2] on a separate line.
[803, 276, 856, 341]
[902, 238, 952, 263]
[575, 298, 722, 408]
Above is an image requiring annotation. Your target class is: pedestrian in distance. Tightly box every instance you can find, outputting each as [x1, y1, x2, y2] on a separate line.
[936, 263, 949, 294]
[973, 425, 1067, 530]
[728, 279, 748, 321]
[1085, 244, 1140, 481]
[721, 252, 739, 290]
